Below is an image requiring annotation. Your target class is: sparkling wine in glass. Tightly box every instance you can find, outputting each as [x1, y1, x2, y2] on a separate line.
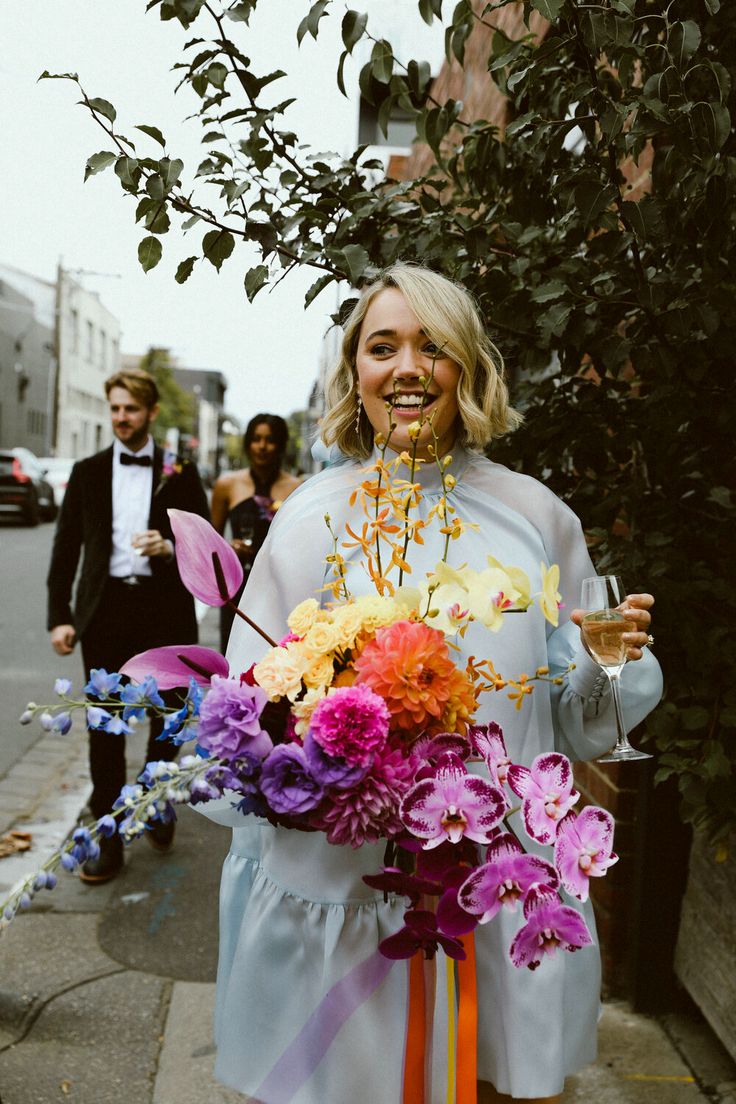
[580, 575, 652, 763]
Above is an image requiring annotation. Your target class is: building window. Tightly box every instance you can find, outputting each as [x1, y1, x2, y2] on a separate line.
[99, 329, 107, 371]
[86, 320, 94, 363]
[70, 308, 79, 354]
[110, 337, 119, 370]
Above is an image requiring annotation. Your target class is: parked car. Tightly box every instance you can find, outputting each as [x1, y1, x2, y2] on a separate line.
[39, 456, 75, 508]
[0, 448, 57, 525]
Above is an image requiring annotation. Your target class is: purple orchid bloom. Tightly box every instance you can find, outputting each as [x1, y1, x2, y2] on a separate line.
[121, 645, 229, 690]
[259, 744, 324, 815]
[362, 867, 443, 903]
[401, 763, 506, 849]
[413, 732, 473, 762]
[554, 807, 618, 902]
[168, 508, 244, 606]
[507, 753, 580, 845]
[469, 722, 511, 789]
[509, 884, 593, 970]
[458, 832, 560, 924]
[435, 864, 482, 937]
[379, 908, 467, 961]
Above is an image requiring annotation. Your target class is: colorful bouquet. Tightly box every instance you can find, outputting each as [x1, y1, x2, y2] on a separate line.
[3, 445, 616, 985]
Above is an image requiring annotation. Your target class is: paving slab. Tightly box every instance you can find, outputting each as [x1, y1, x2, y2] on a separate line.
[566, 1002, 708, 1102]
[0, 970, 168, 1104]
[154, 982, 244, 1103]
[0, 914, 120, 1040]
[97, 804, 231, 982]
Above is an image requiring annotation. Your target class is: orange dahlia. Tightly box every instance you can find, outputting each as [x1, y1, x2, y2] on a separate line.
[354, 620, 460, 733]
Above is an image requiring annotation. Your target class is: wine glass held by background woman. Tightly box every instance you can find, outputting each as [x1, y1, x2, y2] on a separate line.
[211, 414, 300, 653]
[202, 265, 663, 1104]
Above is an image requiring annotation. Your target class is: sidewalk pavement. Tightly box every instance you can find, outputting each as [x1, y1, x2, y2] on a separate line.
[2, 720, 736, 1102]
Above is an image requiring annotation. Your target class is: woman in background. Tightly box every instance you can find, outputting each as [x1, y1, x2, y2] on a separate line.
[211, 413, 300, 652]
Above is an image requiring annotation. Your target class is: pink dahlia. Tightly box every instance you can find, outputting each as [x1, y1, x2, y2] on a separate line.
[309, 684, 390, 767]
[313, 746, 418, 848]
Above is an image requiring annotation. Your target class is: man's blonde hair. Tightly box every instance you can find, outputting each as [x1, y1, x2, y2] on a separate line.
[104, 368, 159, 409]
[321, 263, 522, 458]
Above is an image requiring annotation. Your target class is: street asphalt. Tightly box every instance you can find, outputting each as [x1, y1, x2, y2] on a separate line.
[1, 610, 735, 1102]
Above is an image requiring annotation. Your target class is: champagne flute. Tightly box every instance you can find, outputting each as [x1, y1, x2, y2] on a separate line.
[580, 575, 652, 763]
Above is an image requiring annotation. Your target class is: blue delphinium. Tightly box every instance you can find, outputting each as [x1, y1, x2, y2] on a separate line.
[54, 678, 73, 696]
[84, 669, 122, 698]
[121, 675, 164, 721]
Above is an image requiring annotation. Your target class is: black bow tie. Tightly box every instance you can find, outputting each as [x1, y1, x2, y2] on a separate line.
[119, 452, 152, 467]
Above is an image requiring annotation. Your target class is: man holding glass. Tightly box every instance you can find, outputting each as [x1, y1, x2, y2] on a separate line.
[47, 368, 209, 882]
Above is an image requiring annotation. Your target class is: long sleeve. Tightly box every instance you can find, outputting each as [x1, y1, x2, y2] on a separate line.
[46, 460, 84, 630]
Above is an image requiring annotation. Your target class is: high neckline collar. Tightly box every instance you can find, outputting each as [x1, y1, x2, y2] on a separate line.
[369, 445, 471, 495]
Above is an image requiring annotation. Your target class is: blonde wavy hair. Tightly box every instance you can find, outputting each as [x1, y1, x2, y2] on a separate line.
[321, 263, 522, 459]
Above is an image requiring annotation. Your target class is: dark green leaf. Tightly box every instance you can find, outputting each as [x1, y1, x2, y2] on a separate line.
[114, 155, 139, 187]
[207, 63, 228, 89]
[175, 256, 197, 284]
[704, 0, 720, 11]
[342, 10, 368, 53]
[88, 97, 117, 123]
[244, 264, 269, 301]
[135, 124, 166, 148]
[138, 236, 163, 272]
[336, 49, 349, 97]
[530, 280, 567, 303]
[371, 39, 393, 84]
[574, 182, 616, 225]
[203, 229, 235, 271]
[338, 243, 369, 285]
[530, 0, 564, 20]
[298, 0, 330, 45]
[418, 0, 442, 24]
[668, 21, 702, 71]
[84, 151, 117, 181]
[38, 70, 79, 82]
[160, 157, 184, 189]
[225, 0, 256, 21]
[304, 273, 334, 308]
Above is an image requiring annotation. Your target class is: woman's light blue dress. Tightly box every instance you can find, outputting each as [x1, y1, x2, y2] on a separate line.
[198, 449, 663, 1101]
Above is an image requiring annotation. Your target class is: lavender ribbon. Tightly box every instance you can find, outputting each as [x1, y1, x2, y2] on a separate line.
[253, 950, 395, 1103]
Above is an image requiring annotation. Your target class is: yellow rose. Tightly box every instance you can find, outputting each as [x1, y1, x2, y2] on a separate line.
[303, 653, 337, 690]
[303, 619, 340, 656]
[253, 642, 308, 702]
[332, 603, 365, 650]
[292, 686, 328, 735]
[287, 598, 320, 637]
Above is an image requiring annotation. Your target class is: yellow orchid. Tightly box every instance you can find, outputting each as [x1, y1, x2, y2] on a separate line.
[539, 563, 562, 627]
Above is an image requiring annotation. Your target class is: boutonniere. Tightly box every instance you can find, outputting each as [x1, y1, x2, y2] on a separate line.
[253, 494, 279, 522]
[154, 450, 189, 496]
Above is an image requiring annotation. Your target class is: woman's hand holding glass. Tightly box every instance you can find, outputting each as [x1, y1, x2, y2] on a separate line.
[570, 577, 655, 763]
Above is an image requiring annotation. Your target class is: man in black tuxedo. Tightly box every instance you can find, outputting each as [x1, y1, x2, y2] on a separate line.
[47, 368, 209, 882]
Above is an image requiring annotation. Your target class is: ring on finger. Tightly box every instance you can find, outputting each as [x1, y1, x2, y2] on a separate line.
[646, 634, 654, 648]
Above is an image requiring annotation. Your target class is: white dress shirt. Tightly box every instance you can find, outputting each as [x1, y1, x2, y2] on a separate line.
[109, 437, 155, 578]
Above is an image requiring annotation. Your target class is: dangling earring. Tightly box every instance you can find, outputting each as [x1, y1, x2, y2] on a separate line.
[355, 393, 363, 436]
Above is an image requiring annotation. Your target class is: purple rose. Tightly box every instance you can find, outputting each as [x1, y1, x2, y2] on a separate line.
[259, 744, 324, 815]
[197, 676, 272, 760]
[303, 732, 369, 790]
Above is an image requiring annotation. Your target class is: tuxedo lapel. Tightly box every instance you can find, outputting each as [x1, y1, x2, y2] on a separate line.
[96, 447, 114, 536]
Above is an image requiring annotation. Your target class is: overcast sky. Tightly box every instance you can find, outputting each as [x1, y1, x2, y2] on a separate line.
[0, 1, 442, 426]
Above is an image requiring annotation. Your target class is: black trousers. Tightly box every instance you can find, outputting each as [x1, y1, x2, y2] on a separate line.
[80, 577, 183, 819]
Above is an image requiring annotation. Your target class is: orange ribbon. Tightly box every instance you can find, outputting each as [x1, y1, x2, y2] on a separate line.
[456, 932, 478, 1104]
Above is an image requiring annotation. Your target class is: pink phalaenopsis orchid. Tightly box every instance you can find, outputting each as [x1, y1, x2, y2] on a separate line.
[400, 763, 506, 849]
[121, 645, 229, 689]
[509, 884, 593, 970]
[554, 808, 618, 902]
[469, 722, 511, 790]
[507, 753, 579, 845]
[168, 509, 243, 606]
[457, 832, 559, 924]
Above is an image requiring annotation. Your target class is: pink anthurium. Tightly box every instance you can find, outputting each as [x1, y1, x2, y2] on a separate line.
[509, 885, 593, 970]
[458, 833, 559, 924]
[554, 807, 618, 902]
[121, 645, 229, 689]
[400, 763, 506, 849]
[507, 753, 579, 845]
[168, 509, 243, 606]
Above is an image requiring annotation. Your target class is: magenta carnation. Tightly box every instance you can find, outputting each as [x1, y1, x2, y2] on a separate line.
[312, 746, 418, 848]
[309, 684, 390, 767]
